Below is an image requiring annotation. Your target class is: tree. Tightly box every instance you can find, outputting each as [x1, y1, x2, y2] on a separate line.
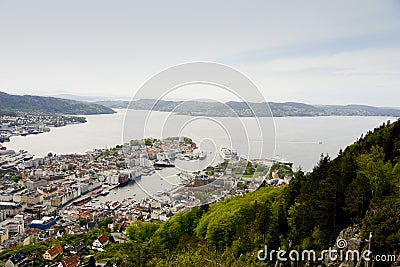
[79, 218, 88, 227]
[127, 221, 159, 242]
[89, 256, 96, 267]
[183, 137, 192, 145]
[357, 146, 392, 198]
[99, 217, 113, 229]
[144, 138, 153, 146]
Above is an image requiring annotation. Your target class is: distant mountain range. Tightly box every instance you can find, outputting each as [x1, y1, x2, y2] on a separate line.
[2, 91, 399, 117]
[96, 99, 400, 117]
[0, 91, 115, 115]
[51, 94, 131, 102]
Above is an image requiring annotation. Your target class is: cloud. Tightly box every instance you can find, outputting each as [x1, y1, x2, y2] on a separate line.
[0, 0, 399, 106]
[237, 47, 400, 106]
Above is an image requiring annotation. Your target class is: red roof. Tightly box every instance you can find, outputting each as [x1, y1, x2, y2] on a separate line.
[46, 244, 63, 257]
[61, 256, 80, 267]
[98, 234, 109, 245]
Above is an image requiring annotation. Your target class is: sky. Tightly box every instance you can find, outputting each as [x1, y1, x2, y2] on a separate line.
[0, 0, 400, 106]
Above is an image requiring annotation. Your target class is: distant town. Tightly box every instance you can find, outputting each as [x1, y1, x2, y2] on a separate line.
[0, 111, 86, 144]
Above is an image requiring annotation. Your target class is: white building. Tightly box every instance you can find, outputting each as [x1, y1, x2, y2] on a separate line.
[92, 234, 109, 251]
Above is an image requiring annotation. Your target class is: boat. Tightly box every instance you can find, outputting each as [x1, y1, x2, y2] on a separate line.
[118, 175, 130, 186]
[92, 188, 103, 196]
[100, 190, 110, 196]
[1, 163, 19, 172]
[103, 201, 121, 210]
[198, 151, 206, 160]
[154, 160, 175, 169]
[220, 147, 232, 161]
[23, 153, 34, 161]
[73, 196, 92, 206]
[271, 156, 294, 167]
[179, 154, 192, 161]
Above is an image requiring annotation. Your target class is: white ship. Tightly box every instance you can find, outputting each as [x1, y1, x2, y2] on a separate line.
[220, 146, 233, 161]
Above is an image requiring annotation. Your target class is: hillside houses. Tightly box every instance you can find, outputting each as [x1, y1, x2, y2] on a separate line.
[4, 252, 27, 267]
[59, 256, 80, 267]
[43, 244, 63, 260]
[92, 234, 109, 251]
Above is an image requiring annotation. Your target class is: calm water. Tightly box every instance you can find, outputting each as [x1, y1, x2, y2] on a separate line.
[6, 109, 396, 201]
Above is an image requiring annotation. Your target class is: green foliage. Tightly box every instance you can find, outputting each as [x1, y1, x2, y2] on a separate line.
[8, 174, 22, 183]
[183, 137, 193, 145]
[244, 161, 255, 175]
[236, 181, 248, 190]
[79, 218, 88, 227]
[151, 205, 207, 252]
[195, 187, 282, 251]
[130, 139, 142, 146]
[99, 217, 113, 229]
[268, 163, 293, 179]
[126, 220, 159, 242]
[144, 138, 153, 146]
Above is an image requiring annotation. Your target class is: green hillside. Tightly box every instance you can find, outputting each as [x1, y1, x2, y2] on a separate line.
[0, 91, 115, 115]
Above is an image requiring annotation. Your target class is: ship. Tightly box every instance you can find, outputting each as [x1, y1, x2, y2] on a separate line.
[73, 195, 92, 206]
[271, 156, 294, 167]
[28, 129, 39, 135]
[91, 188, 103, 196]
[101, 201, 121, 210]
[154, 160, 175, 169]
[100, 190, 110, 196]
[220, 146, 233, 161]
[118, 175, 130, 186]
[1, 163, 19, 172]
[23, 153, 34, 161]
[198, 151, 206, 160]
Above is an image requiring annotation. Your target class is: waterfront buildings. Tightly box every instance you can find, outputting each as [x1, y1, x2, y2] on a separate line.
[0, 137, 288, 260]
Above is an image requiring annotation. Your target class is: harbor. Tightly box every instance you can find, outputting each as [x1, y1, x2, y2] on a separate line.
[0, 135, 284, 247]
[0, 111, 393, 253]
[0, 110, 86, 144]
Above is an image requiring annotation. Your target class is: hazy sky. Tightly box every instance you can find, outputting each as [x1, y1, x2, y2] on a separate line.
[1, 0, 400, 106]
